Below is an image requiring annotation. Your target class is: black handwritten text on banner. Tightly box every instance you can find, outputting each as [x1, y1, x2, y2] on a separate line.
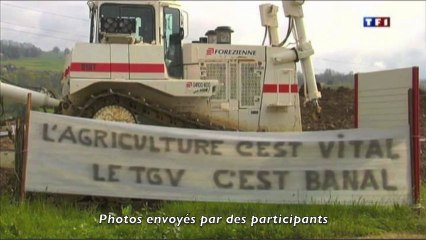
[26, 111, 412, 204]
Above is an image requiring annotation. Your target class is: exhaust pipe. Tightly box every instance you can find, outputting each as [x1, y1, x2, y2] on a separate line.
[0, 81, 61, 108]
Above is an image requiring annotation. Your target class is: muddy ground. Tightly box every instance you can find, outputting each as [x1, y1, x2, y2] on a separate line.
[0, 87, 425, 192]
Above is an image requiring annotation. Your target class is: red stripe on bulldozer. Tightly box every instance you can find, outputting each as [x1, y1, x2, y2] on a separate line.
[70, 63, 165, 73]
[263, 84, 298, 93]
[129, 63, 164, 73]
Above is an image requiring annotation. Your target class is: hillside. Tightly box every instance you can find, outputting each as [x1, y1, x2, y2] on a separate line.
[1, 51, 65, 72]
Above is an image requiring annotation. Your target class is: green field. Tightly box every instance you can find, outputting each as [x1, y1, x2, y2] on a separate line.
[0, 187, 425, 239]
[1, 52, 65, 72]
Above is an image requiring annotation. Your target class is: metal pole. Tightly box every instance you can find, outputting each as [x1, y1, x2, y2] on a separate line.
[19, 93, 31, 202]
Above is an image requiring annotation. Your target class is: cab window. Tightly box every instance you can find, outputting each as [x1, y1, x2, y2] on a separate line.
[99, 4, 155, 44]
[163, 7, 183, 78]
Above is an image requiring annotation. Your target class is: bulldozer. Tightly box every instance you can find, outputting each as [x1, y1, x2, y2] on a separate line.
[1, 0, 321, 132]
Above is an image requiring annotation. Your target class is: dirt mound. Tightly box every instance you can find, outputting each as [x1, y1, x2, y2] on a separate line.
[301, 87, 354, 131]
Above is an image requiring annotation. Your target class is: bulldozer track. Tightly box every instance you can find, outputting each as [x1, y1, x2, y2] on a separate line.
[76, 90, 235, 131]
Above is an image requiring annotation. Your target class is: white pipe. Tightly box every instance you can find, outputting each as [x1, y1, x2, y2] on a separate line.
[293, 14, 321, 100]
[259, 4, 280, 46]
[268, 26, 280, 46]
[0, 81, 61, 108]
[282, 1, 321, 101]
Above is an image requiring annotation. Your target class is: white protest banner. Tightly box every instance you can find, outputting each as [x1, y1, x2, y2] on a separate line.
[26, 111, 412, 204]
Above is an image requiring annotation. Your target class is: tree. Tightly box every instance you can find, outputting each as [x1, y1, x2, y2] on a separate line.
[52, 46, 60, 54]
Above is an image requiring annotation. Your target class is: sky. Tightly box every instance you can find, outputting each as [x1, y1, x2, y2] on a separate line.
[0, 1, 425, 78]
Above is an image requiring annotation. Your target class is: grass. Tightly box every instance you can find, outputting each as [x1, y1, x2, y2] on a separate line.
[321, 81, 354, 89]
[1, 52, 65, 72]
[0, 186, 425, 239]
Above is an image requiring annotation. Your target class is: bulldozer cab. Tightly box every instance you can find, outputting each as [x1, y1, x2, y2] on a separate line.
[88, 0, 184, 78]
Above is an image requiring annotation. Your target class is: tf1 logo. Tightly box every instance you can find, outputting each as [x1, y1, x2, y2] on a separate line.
[363, 17, 391, 27]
